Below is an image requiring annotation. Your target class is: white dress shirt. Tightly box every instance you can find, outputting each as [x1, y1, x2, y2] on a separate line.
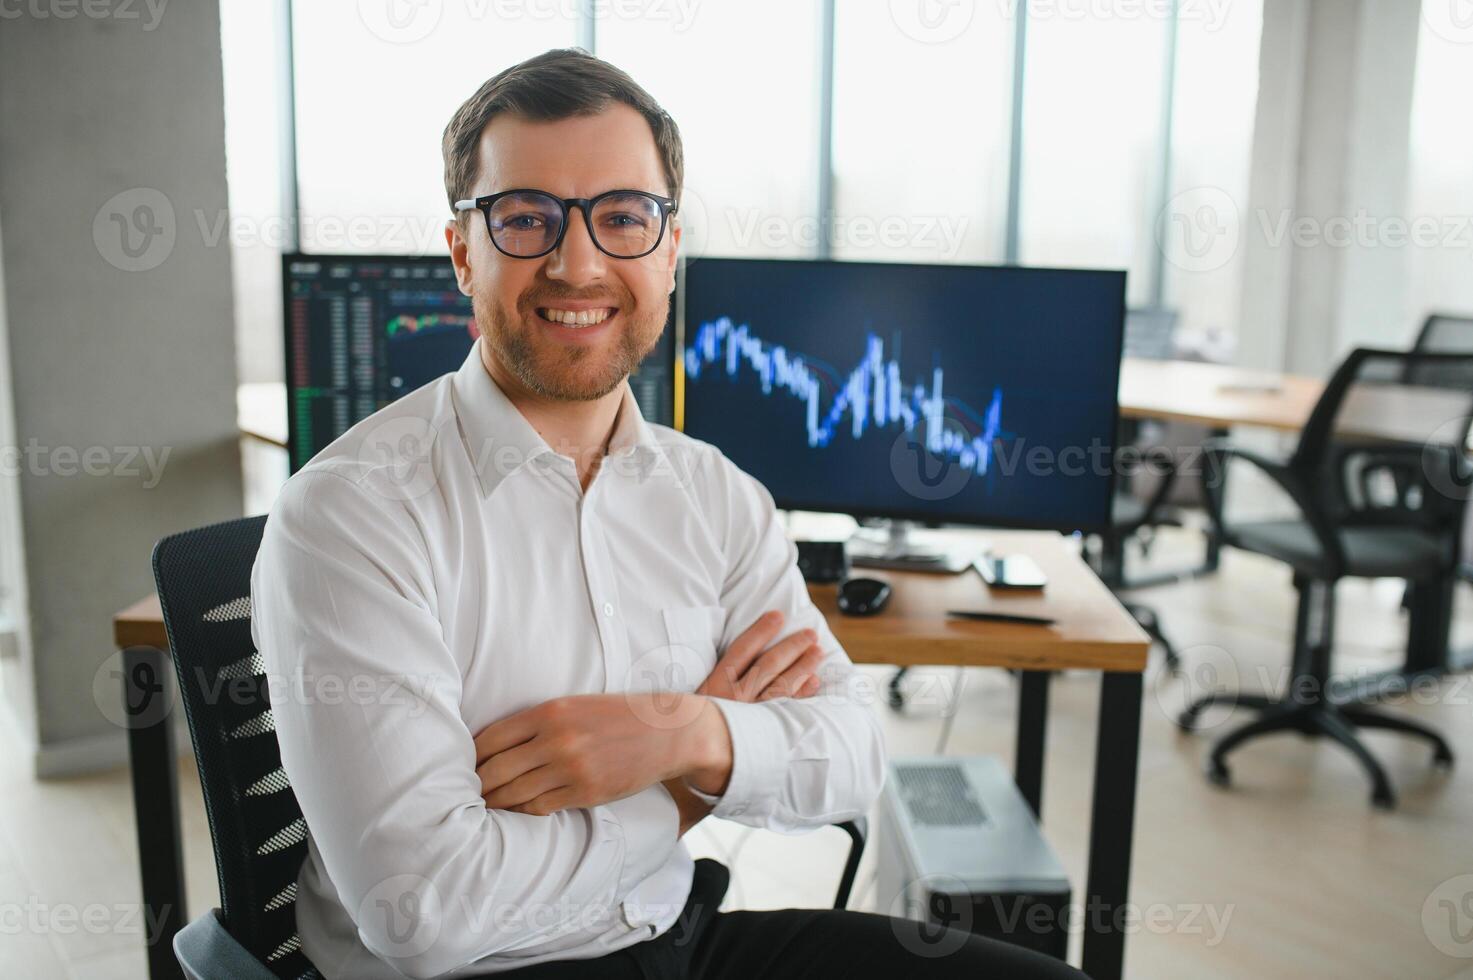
[250, 339, 887, 979]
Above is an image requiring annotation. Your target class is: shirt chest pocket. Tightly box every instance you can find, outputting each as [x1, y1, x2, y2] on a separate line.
[626, 605, 725, 694]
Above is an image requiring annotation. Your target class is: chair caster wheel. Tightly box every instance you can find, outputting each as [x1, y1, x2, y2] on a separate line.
[1177, 709, 1200, 733]
[1206, 761, 1230, 787]
[1433, 748, 1454, 771]
[887, 690, 906, 712]
[1371, 789, 1397, 811]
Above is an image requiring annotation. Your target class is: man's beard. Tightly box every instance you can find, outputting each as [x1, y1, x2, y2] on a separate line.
[475, 286, 666, 402]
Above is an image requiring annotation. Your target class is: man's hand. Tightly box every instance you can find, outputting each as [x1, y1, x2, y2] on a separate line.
[664, 610, 828, 835]
[697, 610, 826, 702]
[476, 692, 730, 817]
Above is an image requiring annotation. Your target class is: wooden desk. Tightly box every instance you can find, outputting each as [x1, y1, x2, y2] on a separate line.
[809, 530, 1148, 978]
[116, 531, 1148, 980]
[812, 531, 1147, 673]
[1119, 357, 1321, 432]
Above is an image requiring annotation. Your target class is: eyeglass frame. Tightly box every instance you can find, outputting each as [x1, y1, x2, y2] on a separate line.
[453, 188, 679, 260]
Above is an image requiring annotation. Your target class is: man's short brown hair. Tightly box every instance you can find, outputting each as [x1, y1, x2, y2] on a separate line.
[442, 48, 684, 218]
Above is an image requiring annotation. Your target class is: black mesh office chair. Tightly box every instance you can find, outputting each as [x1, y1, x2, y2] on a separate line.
[153, 516, 868, 979]
[1179, 348, 1473, 808]
[1413, 313, 1473, 586]
[1414, 313, 1473, 355]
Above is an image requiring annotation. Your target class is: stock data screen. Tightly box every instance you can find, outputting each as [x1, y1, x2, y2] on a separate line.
[680, 258, 1125, 531]
[283, 255, 674, 471]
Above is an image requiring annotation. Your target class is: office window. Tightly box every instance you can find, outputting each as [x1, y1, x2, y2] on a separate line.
[1018, 12, 1172, 307]
[220, 0, 287, 383]
[830, 4, 1014, 264]
[597, 2, 823, 260]
[1403, 5, 1473, 330]
[1160, 0, 1264, 355]
[291, 5, 578, 255]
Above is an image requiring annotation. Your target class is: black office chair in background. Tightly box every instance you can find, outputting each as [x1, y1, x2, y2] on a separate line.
[153, 516, 869, 979]
[1413, 312, 1473, 356]
[1412, 312, 1473, 588]
[1091, 308, 1197, 672]
[1179, 348, 1473, 809]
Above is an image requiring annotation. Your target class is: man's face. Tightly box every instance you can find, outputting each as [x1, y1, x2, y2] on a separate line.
[447, 104, 679, 402]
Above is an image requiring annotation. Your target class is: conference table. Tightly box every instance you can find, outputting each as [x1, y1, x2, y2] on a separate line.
[1117, 358, 1322, 432]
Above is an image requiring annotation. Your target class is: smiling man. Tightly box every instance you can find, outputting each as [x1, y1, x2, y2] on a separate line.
[251, 49, 1085, 979]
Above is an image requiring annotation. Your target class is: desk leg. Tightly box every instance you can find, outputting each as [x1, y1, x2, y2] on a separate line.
[122, 645, 186, 980]
[1081, 671, 1143, 980]
[1015, 671, 1050, 818]
[1201, 427, 1229, 574]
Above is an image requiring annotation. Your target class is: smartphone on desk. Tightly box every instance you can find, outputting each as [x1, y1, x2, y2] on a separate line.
[975, 554, 1048, 590]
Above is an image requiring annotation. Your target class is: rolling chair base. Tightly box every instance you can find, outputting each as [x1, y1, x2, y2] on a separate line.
[1178, 693, 1454, 810]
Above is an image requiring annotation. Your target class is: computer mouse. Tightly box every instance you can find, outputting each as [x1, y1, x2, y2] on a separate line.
[837, 577, 892, 616]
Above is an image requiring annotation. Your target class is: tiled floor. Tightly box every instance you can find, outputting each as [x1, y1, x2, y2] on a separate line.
[4, 528, 1473, 978]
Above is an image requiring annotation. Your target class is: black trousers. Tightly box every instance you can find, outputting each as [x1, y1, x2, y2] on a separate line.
[493, 859, 1087, 980]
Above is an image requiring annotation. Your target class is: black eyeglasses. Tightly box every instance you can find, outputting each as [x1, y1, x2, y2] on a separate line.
[454, 188, 678, 259]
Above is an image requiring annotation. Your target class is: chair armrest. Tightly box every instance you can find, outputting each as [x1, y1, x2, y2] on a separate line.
[832, 817, 868, 910]
[1201, 441, 1346, 573]
[174, 909, 278, 980]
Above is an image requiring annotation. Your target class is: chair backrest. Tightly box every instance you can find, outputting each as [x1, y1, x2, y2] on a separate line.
[1291, 348, 1473, 526]
[1413, 313, 1473, 354]
[152, 516, 319, 980]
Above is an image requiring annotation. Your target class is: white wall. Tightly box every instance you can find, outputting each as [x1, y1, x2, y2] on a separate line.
[1236, 0, 1424, 376]
[0, 1, 244, 773]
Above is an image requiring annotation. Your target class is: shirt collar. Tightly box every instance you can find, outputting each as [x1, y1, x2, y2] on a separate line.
[450, 338, 664, 499]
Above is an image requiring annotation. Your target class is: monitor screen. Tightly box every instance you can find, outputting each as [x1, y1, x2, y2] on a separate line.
[679, 258, 1125, 532]
[282, 254, 675, 471]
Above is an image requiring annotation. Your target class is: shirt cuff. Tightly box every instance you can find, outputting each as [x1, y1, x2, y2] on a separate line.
[604, 783, 679, 899]
[694, 698, 787, 821]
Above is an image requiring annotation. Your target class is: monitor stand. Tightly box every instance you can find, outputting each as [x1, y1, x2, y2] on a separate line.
[847, 520, 981, 574]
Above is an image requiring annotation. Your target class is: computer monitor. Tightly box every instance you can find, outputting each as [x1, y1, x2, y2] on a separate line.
[678, 257, 1126, 537]
[282, 254, 676, 471]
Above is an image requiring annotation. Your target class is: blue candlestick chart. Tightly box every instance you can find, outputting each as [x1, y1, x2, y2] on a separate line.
[684, 316, 1007, 478]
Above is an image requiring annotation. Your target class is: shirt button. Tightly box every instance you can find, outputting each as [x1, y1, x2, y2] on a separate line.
[603, 602, 614, 616]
